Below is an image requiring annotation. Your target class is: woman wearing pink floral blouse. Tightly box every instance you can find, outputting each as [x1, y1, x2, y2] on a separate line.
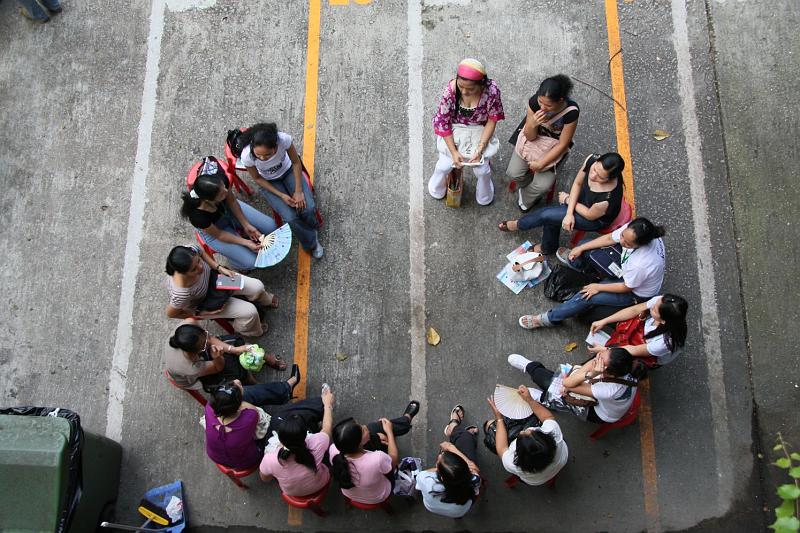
[428, 58, 505, 206]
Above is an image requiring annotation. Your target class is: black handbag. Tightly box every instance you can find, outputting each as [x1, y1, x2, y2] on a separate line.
[196, 271, 233, 312]
[483, 414, 541, 454]
[543, 265, 597, 302]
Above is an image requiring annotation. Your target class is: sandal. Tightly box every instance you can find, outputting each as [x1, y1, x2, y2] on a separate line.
[288, 364, 301, 398]
[444, 405, 464, 437]
[265, 353, 287, 371]
[519, 314, 546, 330]
[403, 400, 421, 420]
[498, 221, 513, 232]
[269, 295, 279, 308]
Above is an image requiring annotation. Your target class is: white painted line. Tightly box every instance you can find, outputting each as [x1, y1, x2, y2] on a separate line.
[671, 0, 733, 512]
[105, 0, 217, 442]
[407, 0, 428, 459]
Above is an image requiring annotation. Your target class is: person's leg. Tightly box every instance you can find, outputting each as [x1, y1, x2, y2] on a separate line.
[505, 151, 532, 189]
[280, 172, 319, 231]
[449, 426, 479, 463]
[524, 361, 556, 391]
[241, 381, 291, 407]
[15, 0, 50, 20]
[234, 275, 274, 307]
[200, 229, 258, 270]
[545, 283, 638, 325]
[428, 152, 454, 199]
[237, 200, 278, 235]
[267, 397, 325, 435]
[261, 173, 319, 251]
[519, 169, 556, 209]
[216, 296, 263, 337]
[473, 160, 495, 205]
[517, 204, 567, 233]
[367, 415, 412, 439]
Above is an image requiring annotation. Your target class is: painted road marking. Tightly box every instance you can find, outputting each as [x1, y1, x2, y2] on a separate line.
[105, 0, 217, 443]
[407, 0, 428, 461]
[287, 0, 323, 525]
[670, 0, 732, 513]
[604, 1, 659, 530]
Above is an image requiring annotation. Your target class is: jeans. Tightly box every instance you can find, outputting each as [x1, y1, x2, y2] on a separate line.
[258, 166, 320, 251]
[266, 397, 325, 436]
[450, 426, 478, 463]
[242, 381, 291, 407]
[16, 0, 59, 19]
[200, 201, 277, 270]
[545, 281, 639, 325]
[517, 205, 604, 255]
[365, 415, 412, 452]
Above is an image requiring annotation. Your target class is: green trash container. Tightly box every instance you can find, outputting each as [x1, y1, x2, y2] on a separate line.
[0, 408, 122, 533]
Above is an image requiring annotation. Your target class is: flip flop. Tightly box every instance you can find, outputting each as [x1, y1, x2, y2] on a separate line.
[403, 400, 421, 419]
[265, 353, 287, 371]
[518, 314, 545, 330]
[444, 405, 464, 437]
[498, 221, 513, 232]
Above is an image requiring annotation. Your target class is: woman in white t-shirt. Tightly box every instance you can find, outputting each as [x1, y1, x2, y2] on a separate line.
[509, 349, 648, 424]
[486, 386, 568, 486]
[519, 217, 666, 329]
[241, 123, 324, 259]
[590, 294, 688, 367]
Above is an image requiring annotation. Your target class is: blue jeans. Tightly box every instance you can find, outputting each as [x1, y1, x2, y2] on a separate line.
[16, 0, 59, 19]
[545, 280, 640, 324]
[200, 201, 277, 270]
[258, 166, 320, 251]
[517, 205, 605, 254]
[242, 381, 292, 407]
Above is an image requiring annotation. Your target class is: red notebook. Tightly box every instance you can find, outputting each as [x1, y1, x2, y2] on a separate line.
[215, 274, 244, 290]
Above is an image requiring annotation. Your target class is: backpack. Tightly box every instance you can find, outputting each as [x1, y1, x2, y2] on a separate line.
[226, 128, 249, 158]
[542, 265, 597, 302]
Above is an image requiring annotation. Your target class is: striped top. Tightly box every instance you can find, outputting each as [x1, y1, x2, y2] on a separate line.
[166, 244, 209, 310]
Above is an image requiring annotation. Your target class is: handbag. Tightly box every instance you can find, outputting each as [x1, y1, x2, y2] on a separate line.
[513, 105, 578, 168]
[445, 168, 463, 207]
[196, 270, 233, 312]
[393, 457, 422, 497]
[543, 265, 598, 302]
[436, 124, 500, 161]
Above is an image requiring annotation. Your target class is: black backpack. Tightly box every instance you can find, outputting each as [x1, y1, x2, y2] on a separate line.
[226, 128, 249, 158]
[543, 265, 598, 302]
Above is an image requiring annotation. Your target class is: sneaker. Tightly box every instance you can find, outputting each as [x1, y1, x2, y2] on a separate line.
[508, 353, 532, 372]
[312, 242, 324, 259]
[555, 247, 582, 272]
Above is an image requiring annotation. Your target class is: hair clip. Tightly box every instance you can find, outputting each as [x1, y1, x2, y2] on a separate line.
[189, 189, 200, 199]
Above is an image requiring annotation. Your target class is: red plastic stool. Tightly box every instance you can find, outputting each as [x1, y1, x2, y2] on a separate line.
[504, 472, 558, 489]
[590, 389, 641, 441]
[214, 462, 260, 490]
[569, 198, 633, 248]
[344, 495, 393, 514]
[280, 480, 331, 517]
[164, 369, 207, 406]
[508, 178, 557, 205]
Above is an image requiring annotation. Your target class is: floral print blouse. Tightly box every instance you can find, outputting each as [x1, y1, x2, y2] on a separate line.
[432, 79, 505, 137]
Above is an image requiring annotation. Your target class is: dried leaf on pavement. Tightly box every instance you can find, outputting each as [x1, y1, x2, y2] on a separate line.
[652, 129, 671, 141]
[564, 342, 578, 352]
[426, 327, 441, 346]
[335, 352, 349, 362]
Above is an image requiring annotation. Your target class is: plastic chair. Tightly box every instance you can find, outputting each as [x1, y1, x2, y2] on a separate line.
[280, 480, 331, 517]
[164, 369, 207, 406]
[504, 472, 558, 489]
[569, 198, 633, 247]
[590, 389, 641, 441]
[344, 495, 393, 514]
[214, 462, 260, 490]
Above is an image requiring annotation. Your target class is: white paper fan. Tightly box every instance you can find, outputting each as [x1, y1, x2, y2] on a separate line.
[255, 224, 292, 268]
[493, 384, 534, 420]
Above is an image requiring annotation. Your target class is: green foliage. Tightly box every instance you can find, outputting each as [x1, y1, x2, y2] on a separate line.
[771, 434, 800, 532]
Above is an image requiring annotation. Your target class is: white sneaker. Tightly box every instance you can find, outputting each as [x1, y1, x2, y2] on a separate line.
[312, 242, 324, 259]
[507, 353, 532, 372]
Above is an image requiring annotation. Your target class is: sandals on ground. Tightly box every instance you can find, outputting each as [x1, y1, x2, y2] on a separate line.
[403, 400, 421, 420]
[444, 404, 464, 437]
[498, 221, 513, 232]
[288, 364, 301, 398]
[265, 353, 287, 371]
[518, 314, 545, 330]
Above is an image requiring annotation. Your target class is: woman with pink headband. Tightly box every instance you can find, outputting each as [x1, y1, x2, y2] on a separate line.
[429, 58, 505, 206]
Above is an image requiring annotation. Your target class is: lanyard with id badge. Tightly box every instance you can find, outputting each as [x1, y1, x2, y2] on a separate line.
[588, 244, 632, 279]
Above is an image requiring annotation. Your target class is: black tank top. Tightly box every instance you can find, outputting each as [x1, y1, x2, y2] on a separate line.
[578, 155, 623, 226]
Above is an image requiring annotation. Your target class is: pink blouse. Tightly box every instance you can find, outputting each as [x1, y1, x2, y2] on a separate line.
[432, 79, 505, 137]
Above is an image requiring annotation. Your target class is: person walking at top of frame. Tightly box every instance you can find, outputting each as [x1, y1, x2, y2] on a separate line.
[428, 58, 505, 206]
[241, 123, 324, 259]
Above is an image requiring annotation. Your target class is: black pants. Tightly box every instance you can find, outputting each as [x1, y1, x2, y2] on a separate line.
[265, 397, 324, 436]
[450, 425, 478, 463]
[365, 415, 412, 452]
[526, 361, 605, 424]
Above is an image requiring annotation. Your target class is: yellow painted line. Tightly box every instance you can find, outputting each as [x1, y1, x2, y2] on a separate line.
[604, 1, 660, 531]
[287, 0, 322, 526]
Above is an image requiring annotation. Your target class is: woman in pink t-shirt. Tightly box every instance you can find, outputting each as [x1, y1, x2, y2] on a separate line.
[329, 418, 399, 505]
[259, 385, 335, 496]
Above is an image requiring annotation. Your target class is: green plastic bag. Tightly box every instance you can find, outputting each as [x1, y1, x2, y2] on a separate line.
[239, 345, 265, 372]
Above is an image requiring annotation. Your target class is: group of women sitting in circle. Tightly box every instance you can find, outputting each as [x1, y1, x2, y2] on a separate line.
[158, 57, 691, 519]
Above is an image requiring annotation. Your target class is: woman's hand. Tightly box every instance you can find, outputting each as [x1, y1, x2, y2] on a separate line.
[468, 145, 484, 164]
[379, 417, 394, 436]
[587, 343, 606, 354]
[568, 246, 584, 262]
[281, 193, 297, 208]
[592, 354, 606, 373]
[243, 224, 262, 242]
[244, 240, 261, 253]
[558, 192, 570, 205]
[486, 396, 502, 419]
[208, 343, 225, 358]
[197, 308, 224, 317]
[322, 387, 334, 409]
[450, 150, 465, 169]
[517, 385, 534, 404]
[532, 109, 548, 126]
[439, 441, 456, 454]
[218, 266, 236, 277]
[590, 319, 607, 335]
[292, 190, 306, 210]
[579, 283, 601, 300]
[528, 160, 544, 172]
[562, 213, 575, 232]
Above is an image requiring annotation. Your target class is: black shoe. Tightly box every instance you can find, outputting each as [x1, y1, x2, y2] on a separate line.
[403, 400, 420, 420]
[288, 364, 301, 398]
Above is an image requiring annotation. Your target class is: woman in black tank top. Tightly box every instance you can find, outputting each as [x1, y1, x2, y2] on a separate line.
[498, 153, 624, 256]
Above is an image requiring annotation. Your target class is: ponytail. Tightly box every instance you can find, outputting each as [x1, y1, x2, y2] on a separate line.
[180, 172, 226, 220]
[330, 453, 355, 489]
[630, 360, 649, 381]
[169, 324, 205, 351]
[165, 245, 197, 276]
[627, 217, 665, 247]
[645, 294, 688, 352]
[331, 419, 364, 489]
[277, 415, 317, 472]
